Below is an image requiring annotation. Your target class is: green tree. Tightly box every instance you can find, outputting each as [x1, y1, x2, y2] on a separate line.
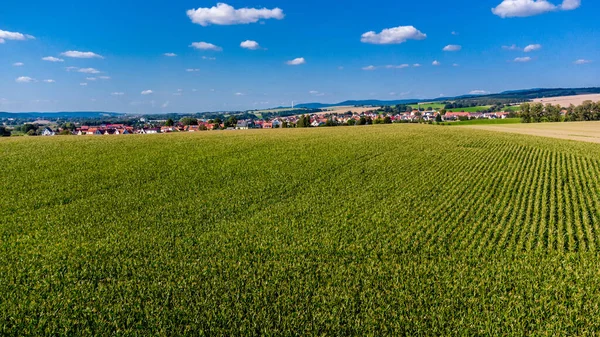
[59, 129, 72, 136]
[224, 116, 238, 128]
[530, 103, 544, 123]
[0, 126, 11, 137]
[358, 117, 367, 125]
[165, 118, 174, 126]
[347, 119, 356, 126]
[383, 116, 392, 124]
[180, 117, 198, 126]
[435, 113, 443, 123]
[520, 103, 531, 123]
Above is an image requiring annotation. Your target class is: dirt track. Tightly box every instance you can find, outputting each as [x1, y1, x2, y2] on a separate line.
[468, 122, 600, 144]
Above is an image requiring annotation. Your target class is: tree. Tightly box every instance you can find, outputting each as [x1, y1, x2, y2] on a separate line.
[165, 118, 174, 126]
[26, 129, 36, 136]
[180, 117, 198, 126]
[347, 119, 356, 126]
[520, 103, 531, 123]
[224, 116, 238, 128]
[383, 116, 392, 124]
[0, 126, 11, 137]
[59, 129, 72, 136]
[530, 103, 544, 123]
[435, 113, 443, 123]
[61, 122, 76, 131]
[358, 117, 367, 125]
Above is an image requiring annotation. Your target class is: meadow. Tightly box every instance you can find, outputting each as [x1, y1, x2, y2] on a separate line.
[447, 105, 493, 112]
[2, 124, 600, 335]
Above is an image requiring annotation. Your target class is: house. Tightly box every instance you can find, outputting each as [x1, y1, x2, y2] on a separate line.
[444, 112, 470, 121]
[41, 127, 55, 136]
[236, 121, 250, 130]
[142, 128, 161, 134]
[263, 122, 273, 129]
[311, 120, 323, 127]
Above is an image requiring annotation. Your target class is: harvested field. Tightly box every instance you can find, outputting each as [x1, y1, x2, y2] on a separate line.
[533, 94, 600, 106]
[468, 121, 600, 144]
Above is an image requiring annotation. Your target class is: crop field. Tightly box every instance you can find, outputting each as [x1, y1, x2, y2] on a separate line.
[409, 103, 446, 110]
[471, 121, 600, 144]
[447, 105, 493, 112]
[3, 125, 600, 335]
[441, 117, 522, 126]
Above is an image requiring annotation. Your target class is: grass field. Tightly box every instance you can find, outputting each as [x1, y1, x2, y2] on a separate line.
[447, 105, 492, 112]
[409, 103, 445, 110]
[3, 125, 600, 335]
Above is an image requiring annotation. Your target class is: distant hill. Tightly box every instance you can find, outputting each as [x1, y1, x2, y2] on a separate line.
[297, 87, 600, 108]
[0, 111, 124, 119]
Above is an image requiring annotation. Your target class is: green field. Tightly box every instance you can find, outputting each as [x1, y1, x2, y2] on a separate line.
[441, 117, 522, 126]
[409, 103, 445, 110]
[3, 125, 600, 335]
[447, 105, 493, 112]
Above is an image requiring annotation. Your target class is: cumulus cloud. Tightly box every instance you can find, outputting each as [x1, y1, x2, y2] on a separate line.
[453, 63, 460, 67]
[42, 56, 64, 62]
[43, 79, 55, 83]
[524, 44, 542, 52]
[286, 57, 305, 65]
[443, 44, 462, 52]
[240, 40, 260, 50]
[98, 76, 111, 80]
[492, 0, 580, 18]
[234, 92, 244, 96]
[78, 68, 101, 74]
[141, 90, 153, 95]
[432, 60, 441, 66]
[61, 50, 104, 59]
[451, 31, 459, 35]
[111, 92, 125, 96]
[186, 68, 200, 72]
[361, 26, 426, 44]
[80, 83, 88, 86]
[164, 53, 177, 57]
[413, 63, 421, 67]
[362, 65, 376, 71]
[16, 76, 34, 83]
[574, 59, 592, 64]
[190, 42, 222, 51]
[0, 29, 34, 43]
[514, 56, 532, 62]
[470, 90, 490, 95]
[86, 77, 97, 81]
[202, 56, 216, 60]
[187, 3, 284, 26]
[13, 62, 24, 66]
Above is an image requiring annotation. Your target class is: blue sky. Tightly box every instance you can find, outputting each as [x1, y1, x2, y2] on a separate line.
[0, 0, 598, 113]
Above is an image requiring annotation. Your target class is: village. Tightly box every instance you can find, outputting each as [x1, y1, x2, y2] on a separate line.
[37, 109, 513, 136]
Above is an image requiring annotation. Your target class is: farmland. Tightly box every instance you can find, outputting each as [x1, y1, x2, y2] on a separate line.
[447, 105, 493, 112]
[3, 125, 600, 335]
[470, 121, 600, 144]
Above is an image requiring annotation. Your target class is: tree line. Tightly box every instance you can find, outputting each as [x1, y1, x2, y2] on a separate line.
[520, 101, 600, 123]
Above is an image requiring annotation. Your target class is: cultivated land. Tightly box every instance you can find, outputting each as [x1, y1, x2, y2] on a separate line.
[3, 125, 600, 335]
[533, 94, 600, 106]
[321, 106, 378, 114]
[470, 121, 600, 144]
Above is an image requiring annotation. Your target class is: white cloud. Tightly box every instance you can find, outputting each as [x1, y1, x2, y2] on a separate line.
[186, 68, 200, 72]
[141, 90, 153, 95]
[43, 79, 55, 83]
[78, 67, 101, 74]
[98, 76, 111, 80]
[502, 44, 520, 50]
[286, 57, 305, 65]
[470, 90, 490, 95]
[162, 101, 169, 108]
[61, 50, 104, 59]
[443, 44, 462, 52]
[16, 76, 34, 83]
[111, 92, 125, 96]
[240, 40, 260, 50]
[234, 92, 244, 96]
[432, 60, 441, 66]
[524, 44, 542, 52]
[362, 65, 376, 71]
[309, 90, 319, 94]
[413, 63, 421, 67]
[514, 56, 532, 62]
[187, 3, 284, 26]
[385, 64, 410, 69]
[86, 77, 97, 81]
[13, 62, 24, 67]
[42, 56, 64, 62]
[177, 89, 183, 92]
[65, 66, 79, 72]
[164, 53, 177, 57]
[574, 59, 592, 65]
[202, 56, 216, 60]
[451, 31, 459, 35]
[361, 26, 426, 44]
[190, 42, 222, 51]
[80, 83, 88, 86]
[453, 63, 460, 67]
[0, 30, 34, 43]
[492, 0, 580, 18]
